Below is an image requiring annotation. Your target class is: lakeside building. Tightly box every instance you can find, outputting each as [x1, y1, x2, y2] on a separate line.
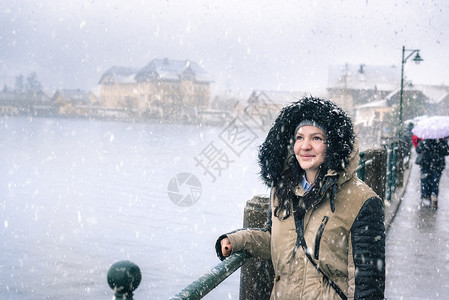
[98, 58, 212, 122]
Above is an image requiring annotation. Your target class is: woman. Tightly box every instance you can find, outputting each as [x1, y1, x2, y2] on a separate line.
[215, 97, 385, 299]
[416, 138, 449, 209]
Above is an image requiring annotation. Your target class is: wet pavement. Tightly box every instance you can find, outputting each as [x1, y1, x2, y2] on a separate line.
[385, 155, 449, 299]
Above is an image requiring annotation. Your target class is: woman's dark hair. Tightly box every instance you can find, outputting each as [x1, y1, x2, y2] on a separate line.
[258, 97, 355, 220]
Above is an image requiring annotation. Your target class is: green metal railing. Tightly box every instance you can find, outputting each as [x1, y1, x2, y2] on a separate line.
[356, 152, 373, 181]
[169, 251, 251, 300]
[384, 141, 399, 201]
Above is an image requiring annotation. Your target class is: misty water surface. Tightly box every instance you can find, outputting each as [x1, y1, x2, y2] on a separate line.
[0, 116, 268, 299]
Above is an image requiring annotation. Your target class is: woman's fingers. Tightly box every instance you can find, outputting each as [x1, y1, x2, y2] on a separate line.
[221, 237, 232, 257]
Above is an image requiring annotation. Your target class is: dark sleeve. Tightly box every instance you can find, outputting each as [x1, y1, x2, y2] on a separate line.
[351, 196, 385, 299]
[441, 141, 449, 156]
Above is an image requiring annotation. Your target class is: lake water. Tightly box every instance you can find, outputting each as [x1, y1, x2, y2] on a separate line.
[0, 116, 268, 299]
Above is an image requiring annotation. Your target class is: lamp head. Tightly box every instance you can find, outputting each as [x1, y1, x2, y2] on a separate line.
[413, 52, 423, 64]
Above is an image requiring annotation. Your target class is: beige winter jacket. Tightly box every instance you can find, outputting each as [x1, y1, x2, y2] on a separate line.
[225, 142, 385, 299]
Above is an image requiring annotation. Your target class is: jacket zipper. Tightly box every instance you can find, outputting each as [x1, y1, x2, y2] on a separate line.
[314, 216, 329, 260]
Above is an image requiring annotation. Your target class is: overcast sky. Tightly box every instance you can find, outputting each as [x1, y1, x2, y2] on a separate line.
[1, 0, 448, 97]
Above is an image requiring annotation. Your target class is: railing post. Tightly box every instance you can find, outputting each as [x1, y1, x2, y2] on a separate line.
[360, 148, 387, 201]
[107, 260, 142, 300]
[385, 141, 397, 199]
[239, 195, 274, 300]
[357, 152, 366, 181]
[391, 141, 398, 190]
[384, 144, 390, 201]
[396, 139, 405, 187]
[383, 141, 394, 201]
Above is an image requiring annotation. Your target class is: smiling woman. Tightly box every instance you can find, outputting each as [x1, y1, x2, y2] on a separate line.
[217, 97, 385, 299]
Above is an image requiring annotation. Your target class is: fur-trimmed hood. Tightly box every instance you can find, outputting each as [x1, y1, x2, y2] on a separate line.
[258, 97, 356, 187]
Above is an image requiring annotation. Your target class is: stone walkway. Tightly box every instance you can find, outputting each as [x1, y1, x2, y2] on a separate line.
[385, 152, 449, 299]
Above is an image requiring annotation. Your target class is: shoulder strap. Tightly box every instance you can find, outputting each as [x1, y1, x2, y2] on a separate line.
[292, 203, 347, 300]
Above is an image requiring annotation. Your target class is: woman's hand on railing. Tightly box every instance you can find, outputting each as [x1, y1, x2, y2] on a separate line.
[220, 237, 232, 257]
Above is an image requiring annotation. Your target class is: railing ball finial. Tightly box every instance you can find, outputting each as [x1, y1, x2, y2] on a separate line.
[107, 260, 142, 299]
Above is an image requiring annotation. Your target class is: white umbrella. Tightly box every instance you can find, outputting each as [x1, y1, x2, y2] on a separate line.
[411, 116, 449, 139]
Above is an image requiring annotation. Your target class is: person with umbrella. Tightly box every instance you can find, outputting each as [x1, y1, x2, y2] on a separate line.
[416, 138, 449, 209]
[412, 116, 449, 209]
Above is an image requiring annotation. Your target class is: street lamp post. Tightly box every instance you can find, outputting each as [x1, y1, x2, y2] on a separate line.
[396, 46, 423, 187]
[398, 45, 423, 138]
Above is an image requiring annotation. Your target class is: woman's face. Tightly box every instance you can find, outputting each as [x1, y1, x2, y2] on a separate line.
[294, 125, 327, 180]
